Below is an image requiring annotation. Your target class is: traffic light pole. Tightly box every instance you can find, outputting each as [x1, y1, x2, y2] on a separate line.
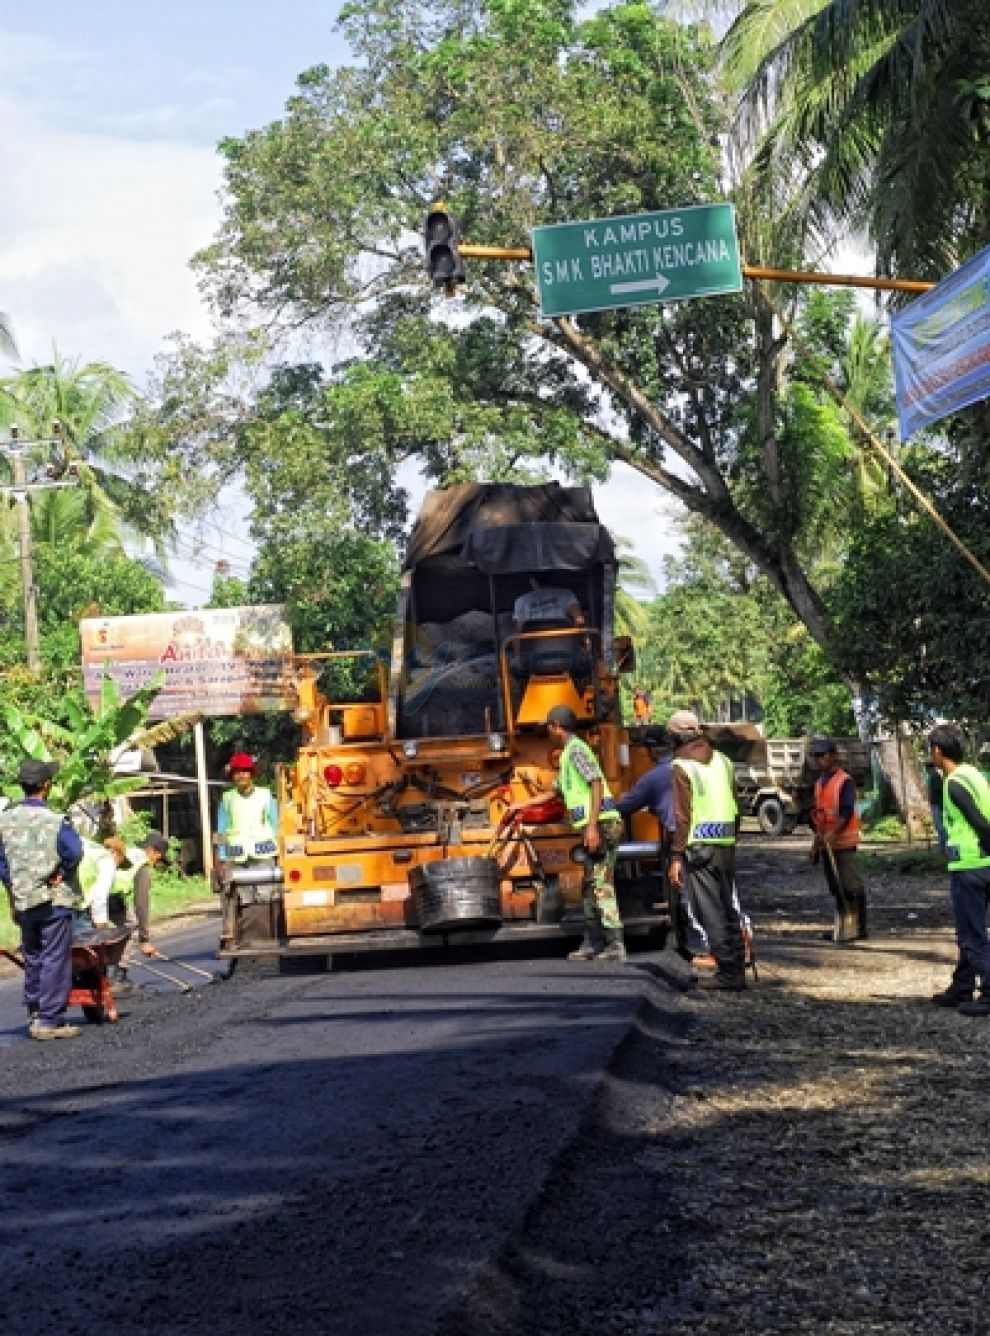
[456, 243, 936, 295]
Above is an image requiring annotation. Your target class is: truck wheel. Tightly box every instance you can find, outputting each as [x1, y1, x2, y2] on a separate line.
[756, 796, 787, 836]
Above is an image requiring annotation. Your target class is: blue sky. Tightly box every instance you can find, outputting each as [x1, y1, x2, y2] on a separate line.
[0, 1, 678, 604]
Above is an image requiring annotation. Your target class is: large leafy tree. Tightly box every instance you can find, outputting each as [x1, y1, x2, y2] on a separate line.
[128, 0, 878, 685]
[635, 513, 854, 732]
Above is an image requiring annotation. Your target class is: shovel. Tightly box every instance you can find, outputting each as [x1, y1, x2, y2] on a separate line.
[825, 844, 858, 942]
[124, 954, 193, 993]
[150, 949, 222, 984]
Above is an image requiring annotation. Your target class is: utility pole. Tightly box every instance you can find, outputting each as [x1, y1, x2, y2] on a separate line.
[2, 422, 78, 673]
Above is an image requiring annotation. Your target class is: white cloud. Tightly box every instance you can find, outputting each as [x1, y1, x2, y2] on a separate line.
[0, 92, 219, 380]
[594, 461, 683, 589]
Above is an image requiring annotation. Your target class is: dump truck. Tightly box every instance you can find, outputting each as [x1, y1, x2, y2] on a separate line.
[734, 736, 872, 835]
[218, 482, 681, 964]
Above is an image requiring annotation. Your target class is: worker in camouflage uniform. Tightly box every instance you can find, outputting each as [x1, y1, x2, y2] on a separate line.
[0, 759, 84, 1039]
[507, 704, 626, 962]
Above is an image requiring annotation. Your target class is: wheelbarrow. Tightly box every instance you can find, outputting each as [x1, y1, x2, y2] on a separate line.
[1, 926, 133, 1025]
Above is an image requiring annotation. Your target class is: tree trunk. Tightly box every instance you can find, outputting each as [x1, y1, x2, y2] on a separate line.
[875, 727, 929, 838]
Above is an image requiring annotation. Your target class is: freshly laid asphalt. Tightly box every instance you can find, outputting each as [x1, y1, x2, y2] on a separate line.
[0, 916, 686, 1335]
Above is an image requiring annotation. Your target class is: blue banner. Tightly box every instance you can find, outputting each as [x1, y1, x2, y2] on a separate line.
[891, 245, 990, 439]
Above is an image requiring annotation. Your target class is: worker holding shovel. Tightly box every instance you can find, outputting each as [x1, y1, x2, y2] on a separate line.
[810, 737, 868, 943]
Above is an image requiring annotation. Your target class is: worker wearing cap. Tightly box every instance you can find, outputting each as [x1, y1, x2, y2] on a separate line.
[506, 705, 626, 962]
[809, 736, 867, 942]
[0, 758, 84, 1040]
[107, 831, 170, 971]
[668, 710, 747, 991]
[218, 752, 278, 866]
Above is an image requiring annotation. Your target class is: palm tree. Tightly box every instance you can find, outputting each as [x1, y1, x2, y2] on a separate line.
[27, 486, 125, 559]
[0, 349, 169, 551]
[613, 536, 657, 641]
[721, 0, 990, 277]
[0, 349, 135, 467]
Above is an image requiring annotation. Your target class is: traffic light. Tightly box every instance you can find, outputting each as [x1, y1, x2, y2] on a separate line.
[424, 205, 465, 291]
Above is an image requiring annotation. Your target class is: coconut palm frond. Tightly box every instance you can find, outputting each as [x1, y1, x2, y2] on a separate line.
[132, 712, 204, 749]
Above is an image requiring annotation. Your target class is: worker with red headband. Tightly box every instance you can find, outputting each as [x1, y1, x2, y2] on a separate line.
[217, 752, 278, 865]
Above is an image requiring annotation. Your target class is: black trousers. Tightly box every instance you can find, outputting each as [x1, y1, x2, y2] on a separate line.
[685, 844, 743, 972]
[822, 847, 867, 941]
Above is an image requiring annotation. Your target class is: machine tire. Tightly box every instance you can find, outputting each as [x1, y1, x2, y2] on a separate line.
[82, 1004, 106, 1025]
[756, 796, 787, 837]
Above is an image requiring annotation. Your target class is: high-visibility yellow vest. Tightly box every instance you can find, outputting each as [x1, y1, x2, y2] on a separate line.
[558, 736, 619, 831]
[943, 764, 990, 871]
[220, 786, 277, 861]
[79, 839, 115, 910]
[112, 846, 147, 898]
[673, 750, 737, 845]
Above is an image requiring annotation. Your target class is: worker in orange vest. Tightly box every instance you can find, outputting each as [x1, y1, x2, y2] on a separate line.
[810, 737, 868, 942]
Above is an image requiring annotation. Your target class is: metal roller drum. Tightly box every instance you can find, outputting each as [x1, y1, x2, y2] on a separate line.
[410, 856, 503, 933]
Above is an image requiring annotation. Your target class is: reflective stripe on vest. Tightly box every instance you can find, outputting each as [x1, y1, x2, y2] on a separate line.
[220, 787, 276, 861]
[558, 737, 620, 831]
[674, 750, 737, 846]
[942, 764, 990, 871]
[811, 768, 860, 850]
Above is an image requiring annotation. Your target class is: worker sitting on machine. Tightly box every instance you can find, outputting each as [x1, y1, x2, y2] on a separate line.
[217, 752, 278, 866]
[512, 575, 590, 683]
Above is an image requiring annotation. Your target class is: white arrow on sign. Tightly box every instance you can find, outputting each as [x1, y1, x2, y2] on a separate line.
[608, 274, 670, 296]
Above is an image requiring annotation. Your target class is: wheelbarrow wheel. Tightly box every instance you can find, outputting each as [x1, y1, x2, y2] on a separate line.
[82, 1004, 106, 1025]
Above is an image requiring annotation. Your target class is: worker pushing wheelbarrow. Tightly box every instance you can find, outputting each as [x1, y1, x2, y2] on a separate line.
[1, 926, 135, 1026]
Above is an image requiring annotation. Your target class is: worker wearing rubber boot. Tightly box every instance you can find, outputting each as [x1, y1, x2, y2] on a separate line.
[508, 705, 625, 962]
[218, 752, 278, 868]
[667, 710, 747, 991]
[809, 737, 868, 943]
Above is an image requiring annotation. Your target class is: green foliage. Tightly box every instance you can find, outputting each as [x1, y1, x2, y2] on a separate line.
[633, 513, 854, 730]
[2, 667, 165, 809]
[723, 0, 990, 277]
[830, 422, 990, 725]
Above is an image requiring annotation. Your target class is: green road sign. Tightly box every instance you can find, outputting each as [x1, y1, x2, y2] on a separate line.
[531, 203, 742, 318]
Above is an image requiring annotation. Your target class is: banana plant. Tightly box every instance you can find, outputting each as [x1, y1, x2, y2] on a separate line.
[3, 667, 167, 809]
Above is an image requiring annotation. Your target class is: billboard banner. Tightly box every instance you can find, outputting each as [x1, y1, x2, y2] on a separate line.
[891, 245, 990, 439]
[80, 605, 295, 720]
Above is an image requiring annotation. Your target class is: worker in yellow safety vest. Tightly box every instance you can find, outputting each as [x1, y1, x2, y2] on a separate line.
[106, 831, 169, 963]
[217, 752, 278, 865]
[505, 704, 626, 963]
[76, 837, 117, 931]
[667, 709, 747, 992]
